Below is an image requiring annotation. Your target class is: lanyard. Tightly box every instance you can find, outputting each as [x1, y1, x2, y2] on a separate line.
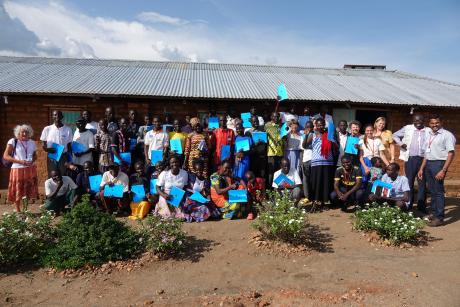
[428, 133, 438, 149]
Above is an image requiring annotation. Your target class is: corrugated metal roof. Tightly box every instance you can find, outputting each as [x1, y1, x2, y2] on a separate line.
[0, 56, 459, 107]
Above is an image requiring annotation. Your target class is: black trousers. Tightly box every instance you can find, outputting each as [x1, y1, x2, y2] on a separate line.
[267, 156, 282, 187]
[405, 156, 426, 210]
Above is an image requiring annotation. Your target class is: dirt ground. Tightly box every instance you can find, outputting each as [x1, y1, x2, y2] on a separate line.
[1, 198, 460, 307]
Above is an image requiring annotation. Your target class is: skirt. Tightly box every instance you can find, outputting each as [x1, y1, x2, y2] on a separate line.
[310, 164, 335, 203]
[285, 150, 301, 172]
[154, 196, 185, 219]
[7, 166, 38, 203]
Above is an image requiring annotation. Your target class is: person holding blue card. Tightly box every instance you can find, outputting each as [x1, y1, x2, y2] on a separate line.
[72, 117, 95, 167]
[368, 163, 410, 211]
[210, 160, 247, 220]
[210, 115, 235, 173]
[75, 161, 101, 204]
[265, 112, 284, 186]
[283, 120, 303, 172]
[168, 119, 187, 163]
[128, 161, 152, 220]
[183, 159, 220, 222]
[40, 110, 73, 177]
[112, 118, 132, 173]
[245, 116, 267, 180]
[184, 119, 211, 177]
[233, 123, 253, 179]
[144, 116, 170, 167]
[301, 120, 315, 201]
[155, 156, 189, 218]
[99, 164, 130, 214]
[272, 158, 303, 205]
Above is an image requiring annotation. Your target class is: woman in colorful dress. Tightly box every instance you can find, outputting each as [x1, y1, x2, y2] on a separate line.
[210, 160, 247, 220]
[155, 155, 188, 218]
[373, 117, 395, 163]
[95, 119, 113, 173]
[183, 159, 220, 222]
[3, 124, 38, 212]
[184, 118, 210, 177]
[308, 118, 337, 205]
[233, 123, 252, 178]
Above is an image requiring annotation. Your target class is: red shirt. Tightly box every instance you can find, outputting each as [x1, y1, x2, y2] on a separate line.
[211, 128, 235, 164]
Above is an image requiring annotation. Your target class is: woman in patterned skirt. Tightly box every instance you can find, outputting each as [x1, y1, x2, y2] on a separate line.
[184, 118, 210, 177]
[3, 124, 38, 212]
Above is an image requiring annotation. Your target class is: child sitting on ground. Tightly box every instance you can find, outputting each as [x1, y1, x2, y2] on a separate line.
[128, 161, 151, 220]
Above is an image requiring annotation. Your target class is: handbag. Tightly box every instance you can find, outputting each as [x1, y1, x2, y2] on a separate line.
[2, 138, 18, 168]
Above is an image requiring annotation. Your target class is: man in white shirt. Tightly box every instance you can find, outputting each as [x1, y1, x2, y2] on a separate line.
[272, 157, 303, 204]
[99, 164, 130, 214]
[44, 170, 78, 214]
[418, 114, 456, 226]
[82, 110, 98, 134]
[336, 120, 350, 167]
[40, 110, 73, 177]
[144, 116, 169, 166]
[72, 118, 95, 167]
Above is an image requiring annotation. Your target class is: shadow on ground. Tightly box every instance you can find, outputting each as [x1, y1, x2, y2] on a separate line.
[176, 235, 217, 263]
[302, 224, 334, 253]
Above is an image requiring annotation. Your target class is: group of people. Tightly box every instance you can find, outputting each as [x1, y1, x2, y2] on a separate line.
[2, 104, 456, 226]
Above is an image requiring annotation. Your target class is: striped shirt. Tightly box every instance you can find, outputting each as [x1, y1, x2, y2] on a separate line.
[311, 134, 334, 167]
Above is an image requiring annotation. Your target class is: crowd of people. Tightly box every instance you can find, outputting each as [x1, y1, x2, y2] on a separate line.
[2, 104, 456, 226]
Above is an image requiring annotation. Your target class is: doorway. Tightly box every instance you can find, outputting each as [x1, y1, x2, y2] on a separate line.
[355, 109, 387, 132]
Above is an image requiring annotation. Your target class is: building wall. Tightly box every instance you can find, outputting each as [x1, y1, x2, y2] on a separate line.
[1, 95, 459, 192]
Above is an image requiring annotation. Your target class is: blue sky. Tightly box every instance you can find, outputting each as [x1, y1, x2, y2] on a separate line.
[1, 0, 459, 83]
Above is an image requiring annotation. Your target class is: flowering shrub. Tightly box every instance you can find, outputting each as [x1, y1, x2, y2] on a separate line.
[252, 190, 308, 243]
[138, 214, 186, 257]
[0, 210, 55, 266]
[353, 203, 426, 244]
[42, 195, 143, 270]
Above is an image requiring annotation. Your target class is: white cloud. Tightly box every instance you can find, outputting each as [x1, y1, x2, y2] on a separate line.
[1, 0, 459, 83]
[137, 11, 188, 26]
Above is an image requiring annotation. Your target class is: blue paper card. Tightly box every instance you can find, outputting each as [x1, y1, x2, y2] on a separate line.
[89, 174, 102, 193]
[48, 143, 64, 161]
[228, 190, 248, 203]
[189, 192, 209, 203]
[150, 150, 163, 165]
[221, 145, 231, 161]
[170, 139, 183, 154]
[167, 186, 185, 207]
[241, 112, 251, 122]
[103, 184, 124, 198]
[327, 122, 335, 141]
[162, 124, 173, 132]
[345, 136, 359, 155]
[280, 123, 289, 138]
[252, 132, 267, 143]
[131, 184, 146, 203]
[274, 173, 295, 187]
[242, 120, 252, 128]
[235, 137, 250, 152]
[298, 116, 309, 129]
[129, 139, 137, 151]
[71, 141, 86, 153]
[277, 83, 288, 101]
[149, 179, 157, 195]
[371, 180, 393, 197]
[208, 116, 219, 129]
[114, 152, 131, 165]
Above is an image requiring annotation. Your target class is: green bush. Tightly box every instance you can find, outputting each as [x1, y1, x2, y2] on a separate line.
[353, 203, 426, 244]
[42, 195, 143, 270]
[252, 190, 308, 242]
[138, 214, 186, 257]
[0, 210, 55, 267]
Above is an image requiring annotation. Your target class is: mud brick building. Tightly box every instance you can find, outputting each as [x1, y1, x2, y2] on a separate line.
[0, 56, 459, 190]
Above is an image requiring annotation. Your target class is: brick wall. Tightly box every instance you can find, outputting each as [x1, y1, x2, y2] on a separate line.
[1, 95, 459, 190]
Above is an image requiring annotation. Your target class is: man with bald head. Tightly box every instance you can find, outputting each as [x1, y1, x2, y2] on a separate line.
[104, 106, 119, 135]
[393, 114, 428, 213]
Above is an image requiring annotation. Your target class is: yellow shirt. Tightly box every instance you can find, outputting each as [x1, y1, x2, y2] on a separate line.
[169, 132, 187, 149]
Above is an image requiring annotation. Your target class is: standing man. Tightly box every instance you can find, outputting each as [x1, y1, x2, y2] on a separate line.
[211, 115, 235, 171]
[418, 114, 456, 226]
[72, 118, 95, 167]
[111, 118, 131, 171]
[40, 110, 73, 177]
[82, 110, 98, 134]
[126, 110, 139, 141]
[249, 105, 265, 127]
[104, 106, 119, 135]
[144, 116, 169, 166]
[336, 120, 349, 167]
[265, 112, 284, 186]
[393, 114, 428, 213]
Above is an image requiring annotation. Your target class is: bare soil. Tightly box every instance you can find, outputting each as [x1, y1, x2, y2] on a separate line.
[1, 198, 460, 306]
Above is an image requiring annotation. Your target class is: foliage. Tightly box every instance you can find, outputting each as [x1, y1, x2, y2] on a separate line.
[0, 210, 55, 267]
[353, 202, 426, 244]
[42, 195, 143, 270]
[138, 214, 186, 257]
[252, 190, 308, 243]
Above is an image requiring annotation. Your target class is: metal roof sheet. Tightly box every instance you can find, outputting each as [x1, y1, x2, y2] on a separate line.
[0, 56, 459, 107]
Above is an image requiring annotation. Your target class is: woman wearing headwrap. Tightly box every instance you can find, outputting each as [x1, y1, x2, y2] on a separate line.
[308, 117, 337, 205]
[184, 118, 210, 177]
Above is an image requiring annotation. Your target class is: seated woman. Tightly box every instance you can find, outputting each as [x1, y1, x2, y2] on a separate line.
[129, 161, 151, 220]
[244, 170, 266, 220]
[155, 155, 188, 218]
[99, 164, 130, 214]
[368, 163, 410, 211]
[44, 169, 78, 214]
[210, 160, 247, 220]
[75, 161, 101, 205]
[330, 155, 364, 211]
[272, 157, 303, 205]
[183, 159, 220, 222]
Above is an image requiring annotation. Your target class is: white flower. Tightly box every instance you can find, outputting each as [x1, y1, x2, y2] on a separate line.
[2, 212, 8, 216]
[178, 240, 182, 245]
[288, 219, 294, 224]
[408, 212, 413, 216]
[411, 226, 415, 229]
[25, 217, 29, 223]
[392, 220, 396, 223]
[269, 216, 273, 219]
[0, 228, 5, 232]
[13, 229, 19, 233]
